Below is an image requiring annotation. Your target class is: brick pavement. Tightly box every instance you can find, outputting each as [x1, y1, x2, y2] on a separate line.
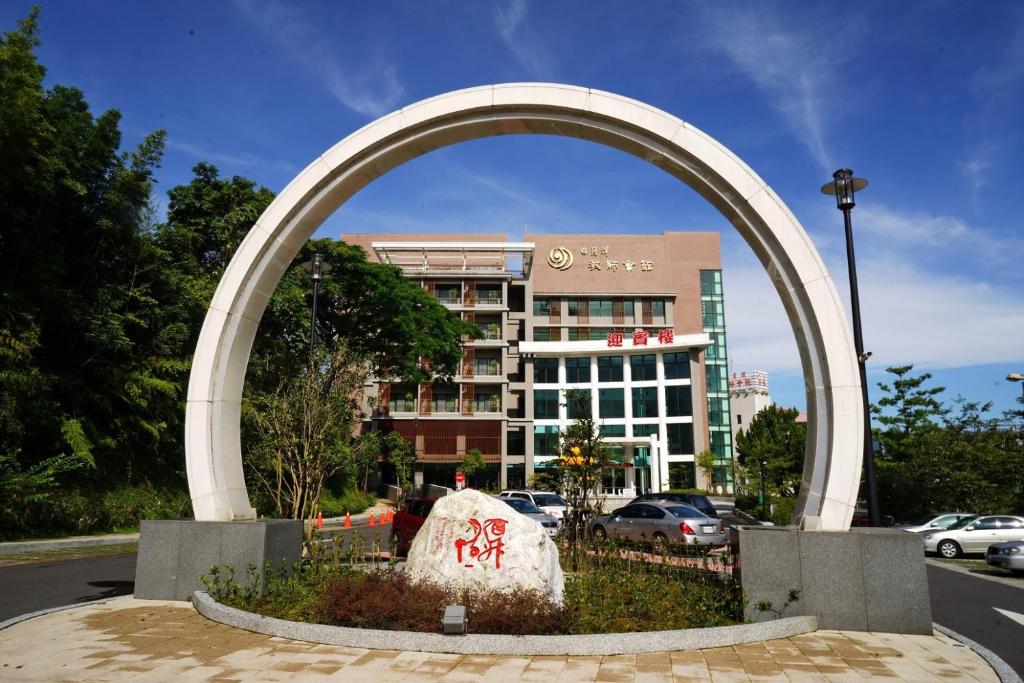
[0, 597, 1000, 681]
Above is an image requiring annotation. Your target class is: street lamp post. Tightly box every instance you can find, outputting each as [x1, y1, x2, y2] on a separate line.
[301, 254, 332, 354]
[759, 458, 768, 522]
[822, 168, 882, 527]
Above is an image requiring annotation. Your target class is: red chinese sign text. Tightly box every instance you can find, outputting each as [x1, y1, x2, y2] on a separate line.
[455, 518, 507, 569]
[657, 328, 674, 344]
[632, 329, 649, 346]
[607, 331, 623, 347]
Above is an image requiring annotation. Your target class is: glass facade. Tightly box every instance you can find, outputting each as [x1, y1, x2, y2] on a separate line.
[598, 356, 623, 382]
[567, 389, 591, 419]
[565, 357, 590, 383]
[631, 354, 657, 381]
[664, 352, 690, 380]
[700, 269, 734, 491]
[667, 422, 694, 455]
[534, 426, 559, 456]
[665, 385, 693, 417]
[598, 388, 625, 418]
[631, 387, 658, 418]
[534, 357, 558, 383]
[534, 389, 559, 419]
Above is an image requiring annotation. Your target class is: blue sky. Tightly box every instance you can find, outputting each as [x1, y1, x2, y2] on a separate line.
[6, 1, 1024, 417]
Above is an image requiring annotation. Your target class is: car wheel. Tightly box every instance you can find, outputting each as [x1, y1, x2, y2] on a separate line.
[937, 540, 961, 559]
[389, 530, 404, 557]
[652, 532, 668, 553]
[592, 525, 607, 540]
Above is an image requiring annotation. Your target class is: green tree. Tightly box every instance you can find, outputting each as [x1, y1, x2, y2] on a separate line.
[460, 448, 486, 487]
[383, 431, 414, 493]
[873, 365, 946, 463]
[735, 406, 806, 499]
[247, 341, 369, 521]
[352, 431, 382, 495]
[696, 450, 715, 490]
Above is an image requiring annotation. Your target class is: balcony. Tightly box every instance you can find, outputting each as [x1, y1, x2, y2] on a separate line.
[474, 287, 503, 306]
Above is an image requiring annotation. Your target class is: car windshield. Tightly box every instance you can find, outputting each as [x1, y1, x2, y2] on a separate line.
[503, 498, 543, 514]
[666, 505, 707, 519]
[912, 515, 936, 526]
[532, 494, 566, 507]
[946, 516, 978, 530]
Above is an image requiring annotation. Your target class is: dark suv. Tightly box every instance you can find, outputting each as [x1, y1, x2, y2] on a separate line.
[390, 497, 436, 556]
[629, 492, 719, 518]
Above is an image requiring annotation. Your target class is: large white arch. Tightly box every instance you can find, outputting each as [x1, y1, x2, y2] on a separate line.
[185, 83, 863, 530]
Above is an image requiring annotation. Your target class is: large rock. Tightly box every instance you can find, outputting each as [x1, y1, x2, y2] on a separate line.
[405, 489, 565, 603]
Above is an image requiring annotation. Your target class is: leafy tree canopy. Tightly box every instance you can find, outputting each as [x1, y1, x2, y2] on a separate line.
[735, 406, 806, 498]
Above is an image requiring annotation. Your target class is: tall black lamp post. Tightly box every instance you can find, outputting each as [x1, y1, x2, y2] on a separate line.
[821, 168, 881, 527]
[301, 253, 332, 354]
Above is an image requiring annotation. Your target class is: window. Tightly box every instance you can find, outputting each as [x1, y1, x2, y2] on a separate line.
[652, 300, 665, 317]
[667, 423, 694, 454]
[601, 424, 625, 437]
[700, 269, 722, 296]
[666, 385, 692, 417]
[507, 428, 525, 456]
[623, 300, 634, 317]
[476, 284, 502, 304]
[567, 390, 591, 419]
[590, 327, 611, 340]
[598, 388, 625, 418]
[533, 327, 551, 341]
[631, 354, 657, 381]
[617, 506, 643, 518]
[995, 517, 1023, 528]
[567, 300, 579, 316]
[533, 298, 550, 316]
[598, 356, 623, 382]
[435, 284, 460, 304]
[534, 390, 559, 419]
[668, 462, 696, 489]
[632, 387, 658, 418]
[737, 414, 743, 425]
[534, 358, 558, 383]
[638, 505, 665, 519]
[568, 328, 582, 341]
[632, 424, 658, 438]
[702, 300, 724, 327]
[534, 426, 559, 456]
[664, 352, 690, 379]
[565, 357, 590, 383]
[708, 397, 730, 426]
[590, 299, 613, 317]
[971, 518, 998, 530]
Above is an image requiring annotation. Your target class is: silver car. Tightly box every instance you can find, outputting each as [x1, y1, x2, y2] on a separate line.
[985, 541, 1024, 575]
[590, 501, 727, 548]
[500, 497, 560, 537]
[499, 490, 571, 520]
[899, 512, 977, 533]
[922, 515, 1024, 558]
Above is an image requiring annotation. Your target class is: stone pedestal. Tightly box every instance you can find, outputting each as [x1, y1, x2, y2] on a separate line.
[733, 526, 932, 634]
[134, 519, 302, 601]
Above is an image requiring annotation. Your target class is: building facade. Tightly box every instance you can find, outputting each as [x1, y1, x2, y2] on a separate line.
[343, 232, 733, 496]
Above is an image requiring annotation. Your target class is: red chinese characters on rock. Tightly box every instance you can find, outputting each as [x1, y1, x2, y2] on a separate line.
[607, 331, 623, 347]
[632, 329, 649, 346]
[657, 328, 674, 344]
[454, 518, 508, 569]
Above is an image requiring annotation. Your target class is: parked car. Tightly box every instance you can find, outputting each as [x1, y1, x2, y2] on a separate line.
[499, 497, 560, 537]
[629, 492, 719, 518]
[922, 515, 1024, 558]
[721, 508, 773, 529]
[898, 512, 977, 533]
[590, 501, 727, 549]
[985, 541, 1024, 575]
[390, 497, 436, 557]
[498, 490, 570, 519]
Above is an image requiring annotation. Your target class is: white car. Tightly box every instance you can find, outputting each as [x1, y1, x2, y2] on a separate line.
[899, 512, 976, 533]
[498, 490, 570, 520]
[922, 515, 1024, 558]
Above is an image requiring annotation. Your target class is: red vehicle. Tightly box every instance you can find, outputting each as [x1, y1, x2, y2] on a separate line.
[390, 497, 436, 556]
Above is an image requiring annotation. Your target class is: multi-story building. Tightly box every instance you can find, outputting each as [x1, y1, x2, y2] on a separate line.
[343, 232, 733, 497]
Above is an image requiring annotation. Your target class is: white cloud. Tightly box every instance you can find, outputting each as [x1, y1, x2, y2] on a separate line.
[166, 140, 295, 172]
[723, 214, 1024, 377]
[494, 0, 553, 78]
[691, 5, 861, 171]
[231, 0, 403, 117]
[961, 143, 997, 199]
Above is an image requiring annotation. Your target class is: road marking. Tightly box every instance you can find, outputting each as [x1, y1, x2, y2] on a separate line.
[993, 607, 1024, 627]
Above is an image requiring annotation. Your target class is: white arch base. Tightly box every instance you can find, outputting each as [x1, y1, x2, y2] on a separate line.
[185, 84, 863, 530]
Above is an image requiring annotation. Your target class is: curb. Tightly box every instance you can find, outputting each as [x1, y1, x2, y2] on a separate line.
[0, 595, 132, 632]
[192, 591, 817, 656]
[932, 622, 1022, 683]
[0, 534, 139, 555]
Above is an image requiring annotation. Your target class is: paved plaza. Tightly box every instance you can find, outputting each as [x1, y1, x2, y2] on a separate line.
[0, 597, 1000, 681]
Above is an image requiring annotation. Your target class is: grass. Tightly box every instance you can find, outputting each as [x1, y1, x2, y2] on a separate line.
[0, 542, 138, 567]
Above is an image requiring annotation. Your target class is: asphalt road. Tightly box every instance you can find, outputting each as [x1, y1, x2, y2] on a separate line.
[0, 552, 137, 622]
[928, 563, 1024, 676]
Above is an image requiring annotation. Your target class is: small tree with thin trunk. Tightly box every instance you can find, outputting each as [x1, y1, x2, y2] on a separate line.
[460, 448, 486, 487]
[383, 431, 414, 494]
[248, 341, 370, 525]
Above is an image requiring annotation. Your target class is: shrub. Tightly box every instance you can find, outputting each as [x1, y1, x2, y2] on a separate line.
[319, 489, 375, 516]
[734, 494, 761, 514]
[771, 497, 796, 526]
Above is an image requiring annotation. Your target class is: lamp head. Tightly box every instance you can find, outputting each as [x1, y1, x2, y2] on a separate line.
[1008, 373, 1024, 382]
[821, 168, 868, 210]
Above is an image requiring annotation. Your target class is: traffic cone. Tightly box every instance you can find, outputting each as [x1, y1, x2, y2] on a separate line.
[368, 514, 375, 527]
[388, 509, 394, 523]
[316, 511, 324, 529]
[343, 512, 351, 529]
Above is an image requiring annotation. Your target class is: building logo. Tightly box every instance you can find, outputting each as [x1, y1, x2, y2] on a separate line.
[547, 246, 573, 270]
